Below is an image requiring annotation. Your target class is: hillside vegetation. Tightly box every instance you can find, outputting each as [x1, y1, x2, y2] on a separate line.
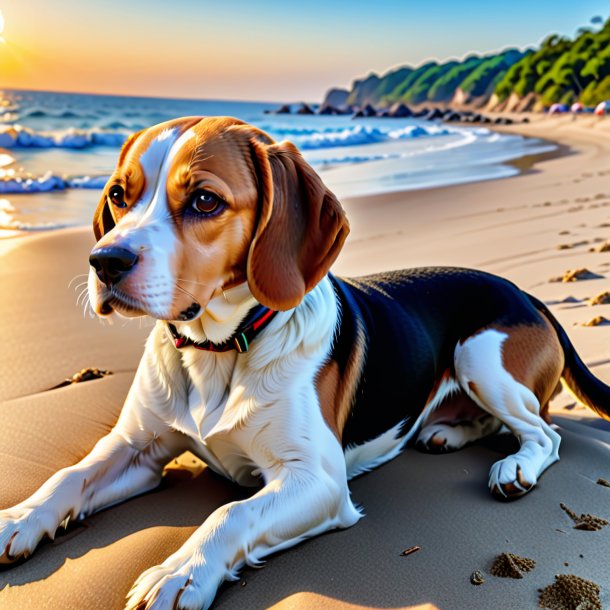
[327, 16, 610, 111]
[493, 17, 610, 109]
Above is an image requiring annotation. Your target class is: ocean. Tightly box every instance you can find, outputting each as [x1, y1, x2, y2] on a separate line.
[0, 89, 556, 233]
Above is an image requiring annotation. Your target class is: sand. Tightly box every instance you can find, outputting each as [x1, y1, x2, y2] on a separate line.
[1, 114, 610, 609]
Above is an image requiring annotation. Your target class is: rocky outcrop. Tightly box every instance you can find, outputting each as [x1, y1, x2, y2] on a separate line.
[295, 103, 315, 115]
[322, 88, 350, 107]
[387, 102, 413, 118]
[346, 74, 382, 107]
[264, 102, 517, 125]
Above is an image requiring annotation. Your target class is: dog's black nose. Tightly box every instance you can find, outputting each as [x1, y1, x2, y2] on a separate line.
[89, 247, 139, 286]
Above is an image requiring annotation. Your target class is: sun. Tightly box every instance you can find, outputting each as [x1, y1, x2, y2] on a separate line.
[0, 10, 4, 43]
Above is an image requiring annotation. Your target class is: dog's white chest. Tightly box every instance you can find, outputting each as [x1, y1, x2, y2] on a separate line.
[173, 349, 260, 485]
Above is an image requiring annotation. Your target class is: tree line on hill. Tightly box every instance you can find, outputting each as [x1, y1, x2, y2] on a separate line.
[323, 16, 610, 112]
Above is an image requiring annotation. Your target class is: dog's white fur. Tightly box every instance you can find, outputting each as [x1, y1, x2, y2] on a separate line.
[0, 119, 566, 610]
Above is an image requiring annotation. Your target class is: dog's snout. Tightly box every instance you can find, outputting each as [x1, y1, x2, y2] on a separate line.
[89, 246, 139, 286]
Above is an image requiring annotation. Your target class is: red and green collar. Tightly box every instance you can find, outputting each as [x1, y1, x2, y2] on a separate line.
[166, 305, 278, 354]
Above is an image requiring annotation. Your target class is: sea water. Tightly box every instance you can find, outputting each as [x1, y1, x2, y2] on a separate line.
[0, 89, 555, 232]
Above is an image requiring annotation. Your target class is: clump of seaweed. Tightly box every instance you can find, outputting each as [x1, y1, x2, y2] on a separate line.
[588, 291, 610, 305]
[538, 574, 602, 610]
[581, 316, 610, 327]
[49, 367, 112, 390]
[549, 268, 603, 283]
[490, 553, 535, 579]
[560, 503, 609, 531]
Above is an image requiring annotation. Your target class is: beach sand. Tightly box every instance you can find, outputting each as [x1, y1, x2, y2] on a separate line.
[1, 114, 610, 609]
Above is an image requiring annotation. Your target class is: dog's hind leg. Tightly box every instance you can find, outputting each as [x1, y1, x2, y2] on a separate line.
[416, 392, 502, 454]
[454, 323, 563, 499]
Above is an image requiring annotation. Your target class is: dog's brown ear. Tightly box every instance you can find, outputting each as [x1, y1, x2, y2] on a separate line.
[247, 139, 349, 311]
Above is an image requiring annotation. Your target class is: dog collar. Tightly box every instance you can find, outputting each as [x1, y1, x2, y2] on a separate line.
[166, 306, 278, 354]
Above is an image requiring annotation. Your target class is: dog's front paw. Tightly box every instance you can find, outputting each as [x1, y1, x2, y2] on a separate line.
[126, 555, 219, 610]
[0, 506, 58, 564]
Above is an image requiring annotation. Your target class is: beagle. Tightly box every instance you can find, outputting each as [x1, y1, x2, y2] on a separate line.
[1, 116, 609, 610]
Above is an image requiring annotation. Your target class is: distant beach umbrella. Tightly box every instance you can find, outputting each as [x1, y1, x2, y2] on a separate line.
[570, 102, 585, 113]
[549, 103, 568, 114]
[594, 101, 610, 116]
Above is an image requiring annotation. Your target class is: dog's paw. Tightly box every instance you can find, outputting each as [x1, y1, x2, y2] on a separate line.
[126, 557, 218, 610]
[415, 423, 467, 453]
[0, 506, 57, 564]
[488, 456, 536, 500]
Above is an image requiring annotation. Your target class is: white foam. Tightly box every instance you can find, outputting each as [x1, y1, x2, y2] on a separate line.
[0, 124, 128, 149]
[0, 171, 110, 194]
[263, 123, 458, 151]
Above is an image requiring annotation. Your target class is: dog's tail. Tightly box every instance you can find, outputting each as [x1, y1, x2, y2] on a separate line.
[527, 293, 610, 420]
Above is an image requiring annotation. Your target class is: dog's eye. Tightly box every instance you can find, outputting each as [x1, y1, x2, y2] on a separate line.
[108, 185, 126, 208]
[191, 190, 224, 215]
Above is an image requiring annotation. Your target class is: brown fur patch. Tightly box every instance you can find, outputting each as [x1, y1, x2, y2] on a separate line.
[316, 320, 367, 441]
[335, 321, 367, 438]
[496, 318, 564, 408]
[315, 361, 341, 440]
[467, 380, 482, 402]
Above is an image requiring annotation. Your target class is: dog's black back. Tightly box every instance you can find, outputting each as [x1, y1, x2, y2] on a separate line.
[331, 268, 544, 448]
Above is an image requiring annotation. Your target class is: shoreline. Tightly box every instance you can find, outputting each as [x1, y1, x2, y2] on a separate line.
[0, 116, 576, 244]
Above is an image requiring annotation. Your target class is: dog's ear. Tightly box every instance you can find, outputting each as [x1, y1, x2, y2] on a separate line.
[247, 139, 349, 311]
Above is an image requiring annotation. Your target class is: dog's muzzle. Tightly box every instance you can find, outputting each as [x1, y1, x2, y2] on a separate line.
[89, 246, 139, 287]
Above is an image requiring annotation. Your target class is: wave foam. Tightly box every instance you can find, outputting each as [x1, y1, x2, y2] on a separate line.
[0, 198, 69, 232]
[262, 123, 457, 150]
[0, 124, 128, 149]
[0, 171, 109, 194]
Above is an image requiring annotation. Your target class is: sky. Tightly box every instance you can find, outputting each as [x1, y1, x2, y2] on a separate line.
[0, 0, 608, 102]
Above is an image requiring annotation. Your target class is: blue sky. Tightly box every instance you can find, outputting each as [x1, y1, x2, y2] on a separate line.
[0, 0, 608, 100]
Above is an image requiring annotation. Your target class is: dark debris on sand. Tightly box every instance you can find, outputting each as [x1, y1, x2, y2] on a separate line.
[596, 478, 610, 488]
[49, 367, 113, 390]
[490, 553, 535, 579]
[538, 574, 602, 610]
[560, 503, 609, 531]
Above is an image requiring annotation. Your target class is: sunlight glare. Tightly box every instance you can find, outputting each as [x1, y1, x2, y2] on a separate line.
[0, 10, 5, 43]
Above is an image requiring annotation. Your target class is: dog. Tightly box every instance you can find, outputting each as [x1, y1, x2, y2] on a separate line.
[1, 116, 609, 610]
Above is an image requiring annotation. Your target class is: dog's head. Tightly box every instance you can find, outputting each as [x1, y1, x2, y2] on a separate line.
[88, 116, 349, 321]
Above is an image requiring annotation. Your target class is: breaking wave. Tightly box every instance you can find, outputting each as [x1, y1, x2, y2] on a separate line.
[263, 123, 459, 150]
[0, 171, 109, 194]
[0, 124, 128, 149]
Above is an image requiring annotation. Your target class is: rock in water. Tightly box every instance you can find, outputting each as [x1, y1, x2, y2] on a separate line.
[388, 102, 413, 118]
[295, 103, 315, 115]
